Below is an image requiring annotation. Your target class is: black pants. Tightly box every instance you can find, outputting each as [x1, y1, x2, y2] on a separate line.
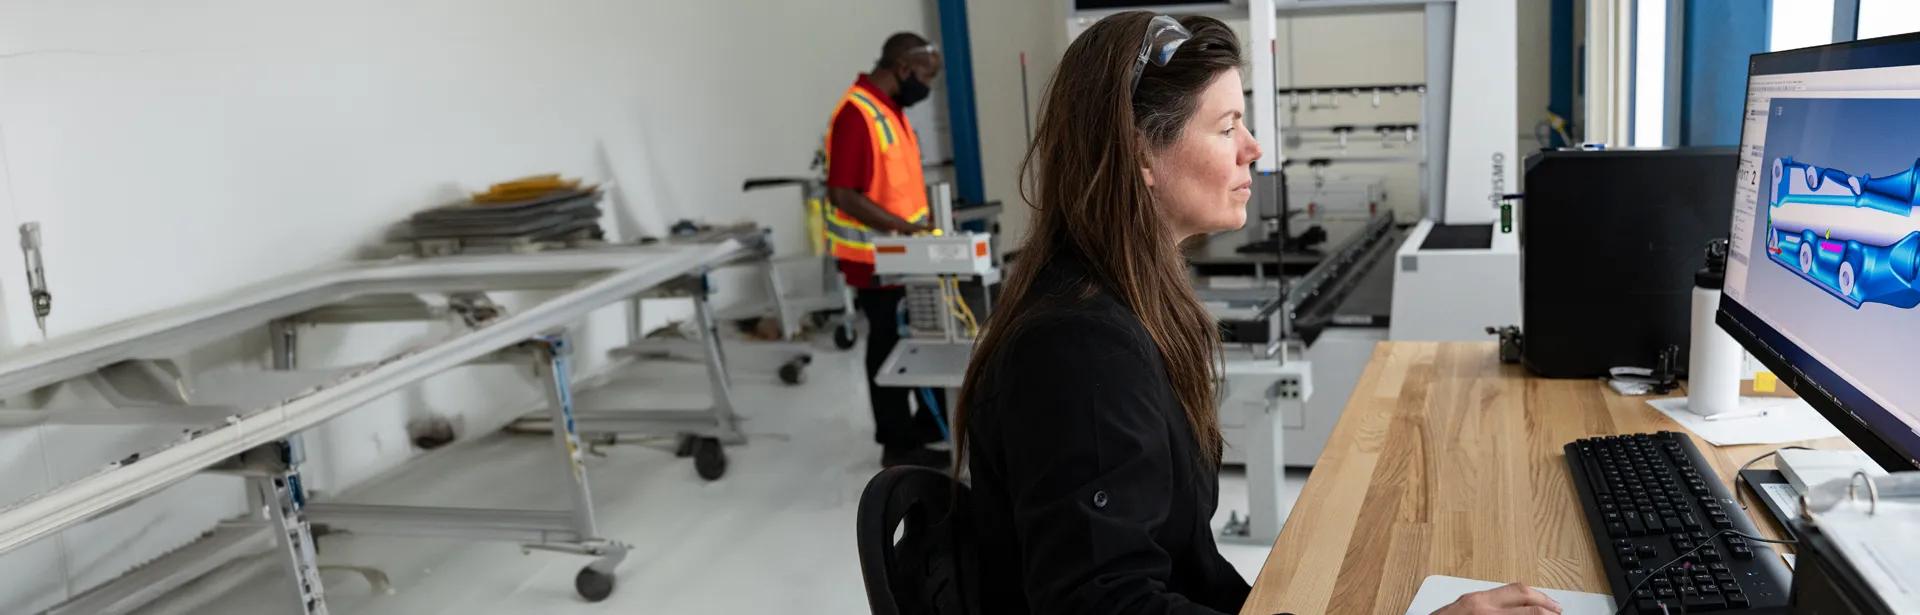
[856, 286, 947, 449]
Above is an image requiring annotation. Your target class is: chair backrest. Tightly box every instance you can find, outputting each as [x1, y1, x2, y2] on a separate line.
[855, 466, 979, 615]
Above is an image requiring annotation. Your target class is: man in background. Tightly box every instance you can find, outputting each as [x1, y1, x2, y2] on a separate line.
[823, 32, 947, 468]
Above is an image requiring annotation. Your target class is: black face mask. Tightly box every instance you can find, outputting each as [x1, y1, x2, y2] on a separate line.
[895, 73, 932, 108]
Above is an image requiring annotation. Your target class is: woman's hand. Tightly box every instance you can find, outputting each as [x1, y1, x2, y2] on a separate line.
[1430, 583, 1564, 615]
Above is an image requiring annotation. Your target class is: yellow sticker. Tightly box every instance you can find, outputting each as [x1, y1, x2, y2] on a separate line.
[1754, 371, 1778, 393]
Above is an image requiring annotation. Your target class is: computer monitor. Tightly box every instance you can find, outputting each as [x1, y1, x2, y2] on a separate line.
[1718, 33, 1920, 472]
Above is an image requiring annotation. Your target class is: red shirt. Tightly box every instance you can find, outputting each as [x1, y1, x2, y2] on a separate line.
[827, 74, 904, 289]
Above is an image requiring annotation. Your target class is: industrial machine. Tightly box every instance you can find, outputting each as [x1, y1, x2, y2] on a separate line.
[1209, 213, 1399, 458]
[1203, 211, 1402, 543]
[873, 233, 994, 278]
[872, 184, 998, 430]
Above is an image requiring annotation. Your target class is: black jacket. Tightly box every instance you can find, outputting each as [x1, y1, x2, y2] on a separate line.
[964, 250, 1250, 614]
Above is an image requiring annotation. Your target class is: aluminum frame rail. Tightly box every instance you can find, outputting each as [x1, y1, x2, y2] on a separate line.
[0, 240, 746, 560]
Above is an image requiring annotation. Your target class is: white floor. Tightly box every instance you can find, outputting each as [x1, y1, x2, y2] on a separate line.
[176, 336, 1308, 614]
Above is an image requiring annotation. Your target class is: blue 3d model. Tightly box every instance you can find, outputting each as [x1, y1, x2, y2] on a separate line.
[1766, 157, 1920, 308]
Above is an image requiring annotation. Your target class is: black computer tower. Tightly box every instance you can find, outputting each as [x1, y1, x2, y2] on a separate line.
[1520, 148, 1738, 378]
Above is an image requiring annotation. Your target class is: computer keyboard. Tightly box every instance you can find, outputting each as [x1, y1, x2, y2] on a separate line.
[1565, 432, 1793, 613]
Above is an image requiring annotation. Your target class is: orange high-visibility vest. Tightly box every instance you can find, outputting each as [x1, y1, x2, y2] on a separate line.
[822, 80, 929, 264]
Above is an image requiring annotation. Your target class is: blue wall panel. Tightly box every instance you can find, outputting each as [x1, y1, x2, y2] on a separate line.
[1682, 0, 1770, 145]
[938, 0, 986, 205]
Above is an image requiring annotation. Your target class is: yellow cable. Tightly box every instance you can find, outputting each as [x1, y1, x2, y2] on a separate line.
[951, 300, 978, 337]
[945, 297, 972, 336]
[940, 279, 966, 334]
[946, 278, 981, 337]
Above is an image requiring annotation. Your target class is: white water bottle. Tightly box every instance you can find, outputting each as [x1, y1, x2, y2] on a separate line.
[1688, 240, 1742, 416]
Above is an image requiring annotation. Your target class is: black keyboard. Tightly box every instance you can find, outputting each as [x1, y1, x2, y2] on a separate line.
[1565, 432, 1793, 613]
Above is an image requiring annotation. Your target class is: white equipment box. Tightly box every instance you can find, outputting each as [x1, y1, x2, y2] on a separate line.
[873, 232, 994, 276]
[1389, 219, 1520, 341]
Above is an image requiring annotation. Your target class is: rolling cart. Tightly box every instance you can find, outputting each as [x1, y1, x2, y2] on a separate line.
[740, 175, 859, 351]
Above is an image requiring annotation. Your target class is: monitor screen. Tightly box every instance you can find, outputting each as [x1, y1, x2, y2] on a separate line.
[1720, 33, 1920, 470]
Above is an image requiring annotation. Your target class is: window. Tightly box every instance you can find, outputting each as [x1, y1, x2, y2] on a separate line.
[1858, 0, 1920, 39]
[1634, 0, 1668, 146]
[1770, 0, 1835, 51]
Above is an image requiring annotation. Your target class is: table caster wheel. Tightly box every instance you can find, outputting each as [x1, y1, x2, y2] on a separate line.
[693, 437, 727, 481]
[575, 566, 615, 602]
[778, 354, 811, 385]
[833, 323, 858, 350]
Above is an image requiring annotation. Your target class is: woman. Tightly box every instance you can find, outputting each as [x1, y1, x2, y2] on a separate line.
[953, 12, 1563, 615]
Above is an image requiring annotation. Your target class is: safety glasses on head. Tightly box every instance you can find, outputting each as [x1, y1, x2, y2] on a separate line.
[1132, 15, 1192, 93]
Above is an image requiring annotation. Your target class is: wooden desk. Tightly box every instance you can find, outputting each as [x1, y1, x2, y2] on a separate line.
[1241, 342, 1852, 615]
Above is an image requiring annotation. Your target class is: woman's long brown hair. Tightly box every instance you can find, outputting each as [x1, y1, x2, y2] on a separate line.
[954, 12, 1241, 472]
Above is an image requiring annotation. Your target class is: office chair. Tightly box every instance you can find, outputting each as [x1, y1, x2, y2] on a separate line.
[855, 466, 979, 615]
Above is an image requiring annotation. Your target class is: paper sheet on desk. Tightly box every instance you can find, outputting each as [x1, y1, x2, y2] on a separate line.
[1404, 576, 1614, 614]
[1647, 396, 1842, 446]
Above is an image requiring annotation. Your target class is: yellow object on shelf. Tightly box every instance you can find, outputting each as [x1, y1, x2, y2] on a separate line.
[470, 174, 583, 204]
[806, 197, 828, 256]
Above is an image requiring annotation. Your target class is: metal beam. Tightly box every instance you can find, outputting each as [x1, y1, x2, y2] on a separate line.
[287, 294, 443, 324]
[1423, 2, 1454, 220]
[1252, 0, 1280, 174]
[0, 240, 746, 557]
[1833, 0, 1859, 43]
[521, 411, 746, 443]
[43, 522, 273, 615]
[0, 247, 721, 399]
[1666, 0, 1687, 147]
[305, 503, 582, 543]
[0, 406, 239, 428]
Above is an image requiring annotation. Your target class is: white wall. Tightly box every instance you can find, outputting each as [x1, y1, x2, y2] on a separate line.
[967, 0, 1068, 249]
[0, 0, 935, 610]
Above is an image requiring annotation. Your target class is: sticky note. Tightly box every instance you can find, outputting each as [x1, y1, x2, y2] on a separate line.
[1754, 371, 1777, 393]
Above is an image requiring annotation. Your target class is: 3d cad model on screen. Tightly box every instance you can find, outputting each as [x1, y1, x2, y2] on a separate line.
[1766, 156, 1920, 309]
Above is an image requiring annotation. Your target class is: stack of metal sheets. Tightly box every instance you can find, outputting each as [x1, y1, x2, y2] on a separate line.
[400, 186, 607, 256]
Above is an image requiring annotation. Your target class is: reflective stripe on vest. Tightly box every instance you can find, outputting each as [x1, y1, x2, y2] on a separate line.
[845, 92, 894, 151]
[823, 206, 930, 263]
[821, 79, 932, 264]
[825, 214, 875, 258]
